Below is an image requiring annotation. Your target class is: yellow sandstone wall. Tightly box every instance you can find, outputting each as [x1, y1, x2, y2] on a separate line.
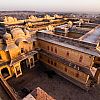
[40, 54, 89, 84]
[9, 47, 20, 59]
[19, 42, 33, 52]
[38, 39, 94, 68]
[0, 51, 10, 62]
[0, 65, 12, 80]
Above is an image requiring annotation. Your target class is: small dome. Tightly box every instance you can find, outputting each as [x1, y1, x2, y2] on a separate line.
[15, 38, 28, 46]
[3, 32, 12, 40]
[7, 17, 14, 22]
[11, 28, 26, 40]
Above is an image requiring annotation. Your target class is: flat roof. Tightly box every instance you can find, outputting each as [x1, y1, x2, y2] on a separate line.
[55, 24, 68, 29]
[80, 26, 100, 44]
[37, 31, 100, 57]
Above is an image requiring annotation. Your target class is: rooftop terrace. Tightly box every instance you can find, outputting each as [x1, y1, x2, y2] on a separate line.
[80, 26, 100, 44]
[37, 29, 100, 57]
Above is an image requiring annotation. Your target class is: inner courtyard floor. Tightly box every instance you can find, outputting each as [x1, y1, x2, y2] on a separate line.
[7, 65, 100, 100]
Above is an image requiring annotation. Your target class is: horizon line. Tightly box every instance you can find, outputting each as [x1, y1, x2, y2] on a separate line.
[0, 10, 99, 14]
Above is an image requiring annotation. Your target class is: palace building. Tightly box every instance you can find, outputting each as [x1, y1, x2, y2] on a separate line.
[36, 24, 100, 90]
[0, 21, 100, 90]
[0, 28, 38, 80]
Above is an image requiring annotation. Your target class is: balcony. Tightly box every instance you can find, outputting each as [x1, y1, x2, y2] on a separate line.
[10, 50, 38, 66]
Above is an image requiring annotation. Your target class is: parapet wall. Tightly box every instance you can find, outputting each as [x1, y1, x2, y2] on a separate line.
[37, 31, 97, 50]
[36, 31, 100, 57]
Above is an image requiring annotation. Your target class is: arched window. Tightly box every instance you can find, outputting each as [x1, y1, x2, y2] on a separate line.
[79, 55, 83, 62]
[66, 51, 69, 56]
[51, 60, 53, 65]
[65, 67, 67, 72]
[76, 73, 79, 78]
[55, 47, 57, 53]
[21, 48, 24, 53]
[33, 42, 35, 47]
[54, 62, 57, 66]
[51, 46, 53, 52]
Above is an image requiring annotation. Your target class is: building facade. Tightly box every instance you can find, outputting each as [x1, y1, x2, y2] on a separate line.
[36, 26, 100, 89]
[0, 28, 38, 80]
[0, 23, 100, 90]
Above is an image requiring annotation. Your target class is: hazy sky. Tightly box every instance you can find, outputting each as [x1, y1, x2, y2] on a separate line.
[0, 0, 100, 12]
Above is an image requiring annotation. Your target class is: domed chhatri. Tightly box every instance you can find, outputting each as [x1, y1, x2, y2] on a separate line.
[11, 28, 26, 40]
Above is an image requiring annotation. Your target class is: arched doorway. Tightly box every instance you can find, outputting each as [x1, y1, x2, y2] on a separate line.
[20, 59, 30, 73]
[30, 58, 35, 69]
[30, 58, 33, 66]
[1, 67, 10, 79]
